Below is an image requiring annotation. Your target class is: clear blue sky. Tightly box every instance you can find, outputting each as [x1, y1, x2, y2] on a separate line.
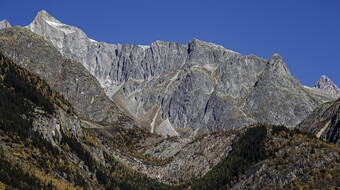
[2, 0, 340, 86]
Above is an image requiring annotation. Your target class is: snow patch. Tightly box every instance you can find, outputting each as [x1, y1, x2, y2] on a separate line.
[45, 20, 75, 34]
[89, 38, 97, 43]
[204, 41, 239, 54]
[138, 45, 150, 50]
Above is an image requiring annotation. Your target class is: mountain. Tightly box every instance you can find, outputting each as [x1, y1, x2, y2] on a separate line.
[0, 24, 244, 187]
[0, 60, 338, 189]
[1, 45, 339, 189]
[1, 10, 340, 189]
[26, 10, 335, 136]
[298, 98, 340, 146]
[0, 52, 176, 189]
[0, 26, 138, 129]
[0, 20, 11, 29]
[313, 75, 340, 95]
[188, 125, 340, 189]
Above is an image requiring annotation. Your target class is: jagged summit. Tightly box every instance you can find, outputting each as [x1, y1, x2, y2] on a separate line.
[1, 9, 340, 190]
[271, 53, 282, 59]
[313, 75, 339, 94]
[188, 38, 240, 54]
[30, 10, 238, 54]
[24, 10, 337, 135]
[34, 10, 59, 22]
[265, 53, 292, 78]
[0, 19, 11, 29]
[28, 9, 79, 34]
[27, 10, 90, 53]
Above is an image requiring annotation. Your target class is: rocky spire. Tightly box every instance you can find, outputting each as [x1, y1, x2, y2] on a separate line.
[313, 75, 339, 94]
[26, 10, 88, 53]
[0, 19, 11, 30]
[33, 10, 60, 23]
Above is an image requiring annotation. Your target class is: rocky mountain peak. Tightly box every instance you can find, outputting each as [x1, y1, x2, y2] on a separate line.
[34, 10, 59, 23]
[267, 53, 291, 76]
[27, 10, 88, 54]
[24, 10, 337, 135]
[29, 10, 78, 33]
[0, 19, 11, 29]
[188, 38, 239, 55]
[271, 53, 283, 60]
[313, 75, 339, 94]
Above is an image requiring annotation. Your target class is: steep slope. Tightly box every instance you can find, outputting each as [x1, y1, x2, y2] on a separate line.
[1, 57, 338, 189]
[26, 10, 335, 135]
[79, 122, 340, 189]
[298, 98, 340, 146]
[182, 125, 340, 190]
[0, 51, 80, 145]
[0, 52, 174, 190]
[0, 52, 85, 189]
[0, 49, 249, 189]
[313, 75, 340, 95]
[0, 25, 253, 186]
[100, 130, 237, 183]
[2, 11, 339, 190]
[0, 26, 136, 128]
[242, 54, 322, 126]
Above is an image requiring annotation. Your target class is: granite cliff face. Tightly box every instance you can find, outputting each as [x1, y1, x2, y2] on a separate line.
[313, 75, 340, 95]
[298, 98, 340, 146]
[0, 25, 339, 189]
[0, 29, 238, 187]
[0, 52, 176, 189]
[26, 10, 335, 136]
[0, 27, 136, 128]
[0, 51, 83, 144]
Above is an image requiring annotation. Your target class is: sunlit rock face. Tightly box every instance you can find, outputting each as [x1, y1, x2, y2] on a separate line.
[313, 75, 340, 95]
[298, 98, 340, 147]
[0, 19, 11, 29]
[0, 27, 138, 130]
[27, 10, 335, 135]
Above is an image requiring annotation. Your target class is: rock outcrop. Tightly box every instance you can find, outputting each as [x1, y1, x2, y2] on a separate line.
[0, 19, 11, 29]
[313, 75, 340, 95]
[1, 11, 340, 190]
[232, 125, 340, 190]
[298, 98, 340, 146]
[0, 27, 136, 128]
[0, 51, 83, 144]
[0, 52, 174, 189]
[26, 10, 336, 135]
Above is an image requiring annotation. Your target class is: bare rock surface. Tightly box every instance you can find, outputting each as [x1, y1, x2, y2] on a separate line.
[298, 98, 340, 146]
[0, 27, 136, 128]
[25, 10, 336, 136]
[0, 19, 11, 29]
[313, 75, 340, 95]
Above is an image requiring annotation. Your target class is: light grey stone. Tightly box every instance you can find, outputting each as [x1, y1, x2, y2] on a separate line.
[26, 10, 337, 135]
[0, 27, 136, 129]
[0, 19, 11, 29]
[313, 75, 340, 95]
